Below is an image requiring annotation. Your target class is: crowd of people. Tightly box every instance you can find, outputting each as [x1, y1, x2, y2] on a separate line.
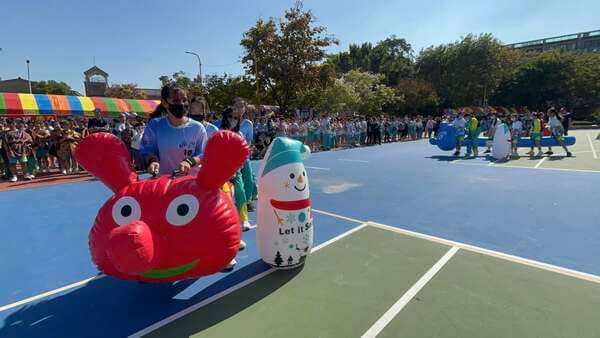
[450, 107, 573, 157]
[0, 103, 442, 183]
[0, 81, 575, 184]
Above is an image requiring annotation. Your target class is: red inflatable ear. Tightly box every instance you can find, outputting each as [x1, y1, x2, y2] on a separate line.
[197, 130, 249, 189]
[75, 132, 138, 192]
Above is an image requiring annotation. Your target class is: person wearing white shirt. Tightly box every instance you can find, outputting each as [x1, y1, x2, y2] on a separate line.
[452, 113, 467, 156]
[547, 108, 571, 157]
[509, 114, 523, 156]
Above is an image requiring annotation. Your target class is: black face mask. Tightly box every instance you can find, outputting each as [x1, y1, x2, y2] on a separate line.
[169, 104, 187, 119]
[191, 114, 205, 122]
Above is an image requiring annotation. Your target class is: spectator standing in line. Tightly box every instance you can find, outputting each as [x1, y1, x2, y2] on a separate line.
[4, 119, 34, 181]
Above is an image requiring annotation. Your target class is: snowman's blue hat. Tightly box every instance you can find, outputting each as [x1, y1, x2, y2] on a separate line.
[262, 137, 310, 177]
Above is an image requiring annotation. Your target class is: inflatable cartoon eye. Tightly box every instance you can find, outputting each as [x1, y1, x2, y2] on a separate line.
[112, 196, 141, 226]
[166, 194, 200, 226]
[289, 173, 295, 179]
[302, 171, 305, 177]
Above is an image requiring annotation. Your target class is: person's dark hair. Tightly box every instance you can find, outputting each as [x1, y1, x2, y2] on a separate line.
[149, 83, 183, 120]
[220, 107, 240, 132]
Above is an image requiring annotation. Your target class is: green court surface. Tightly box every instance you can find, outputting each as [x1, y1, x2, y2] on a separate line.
[143, 224, 600, 338]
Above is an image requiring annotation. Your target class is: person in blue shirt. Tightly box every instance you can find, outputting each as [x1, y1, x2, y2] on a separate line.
[141, 84, 207, 176]
[190, 96, 219, 139]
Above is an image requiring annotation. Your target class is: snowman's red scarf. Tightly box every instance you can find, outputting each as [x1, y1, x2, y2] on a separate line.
[270, 198, 311, 210]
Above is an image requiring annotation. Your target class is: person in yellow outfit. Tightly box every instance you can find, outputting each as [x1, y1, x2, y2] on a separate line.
[465, 112, 479, 157]
[527, 112, 543, 157]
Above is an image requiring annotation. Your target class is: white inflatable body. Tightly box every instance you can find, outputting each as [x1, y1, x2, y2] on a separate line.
[257, 137, 313, 269]
[492, 123, 511, 160]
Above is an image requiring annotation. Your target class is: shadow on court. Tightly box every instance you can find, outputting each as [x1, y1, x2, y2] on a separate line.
[0, 260, 286, 338]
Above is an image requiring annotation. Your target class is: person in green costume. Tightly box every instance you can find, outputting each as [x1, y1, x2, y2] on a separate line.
[465, 112, 480, 157]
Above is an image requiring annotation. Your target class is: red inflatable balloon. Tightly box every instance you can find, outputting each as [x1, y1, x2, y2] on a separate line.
[75, 130, 249, 282]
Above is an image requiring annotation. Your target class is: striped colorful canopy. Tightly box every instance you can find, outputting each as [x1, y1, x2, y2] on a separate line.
[0, 93, 160, 118]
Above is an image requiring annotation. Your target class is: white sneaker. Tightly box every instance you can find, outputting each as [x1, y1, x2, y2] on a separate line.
[9, 176, 17, 182]
[242, 221, 252, 232]
[222, 259, 237, 272]
[24, 174, 35, 180]
[536, 151, 544, 157]
[61, 170, 68, 175]
[239, 240, 246, 251]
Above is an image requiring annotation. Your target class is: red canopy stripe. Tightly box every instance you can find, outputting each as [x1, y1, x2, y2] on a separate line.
[3, 93, 24, 115]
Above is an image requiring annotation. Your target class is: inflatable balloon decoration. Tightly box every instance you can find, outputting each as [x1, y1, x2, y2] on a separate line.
[257, 137, 313, 269]
[74, 131, 249, 282]
[430, 122, 576, 156]
[491, 123, 511, 160]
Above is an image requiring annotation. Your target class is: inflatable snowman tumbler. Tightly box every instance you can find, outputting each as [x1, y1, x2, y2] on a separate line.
[257, 137, 313, 269]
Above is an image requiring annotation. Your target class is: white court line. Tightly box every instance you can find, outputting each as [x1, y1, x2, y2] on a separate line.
[338, 159, 369, 163]
[0, 275, 105, 313]
[534, 156, 548, 168]
[305, 166, 331, 171]
[128, 223, 369, 338]
[587, 133, 598, 159]
[313, 209, 364, 224]
[453, 161, 600, 174]
[361, 246, 460, 338]
[368, 222, 600, 284]
[0, 211, 361, 314]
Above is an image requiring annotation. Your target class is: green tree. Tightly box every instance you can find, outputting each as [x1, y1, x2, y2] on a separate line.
[31, 80, 77, 95]
[328, 35, 414, 86]
[493, 50, 576, 110]
[342, 70, 398, 115]
[159, 71, 206, 98]
[394, 79, 440, 115]
[105, 83, 146, 99]
[417, 33, 519, 107]
[240, 1, 338, 113]
[203, 74, 259, 112]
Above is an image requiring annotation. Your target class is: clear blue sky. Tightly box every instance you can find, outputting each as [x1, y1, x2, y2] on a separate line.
[1, 0, 598, 93]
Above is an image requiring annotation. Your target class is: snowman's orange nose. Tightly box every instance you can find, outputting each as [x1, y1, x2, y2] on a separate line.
[297, 175, 304, 184]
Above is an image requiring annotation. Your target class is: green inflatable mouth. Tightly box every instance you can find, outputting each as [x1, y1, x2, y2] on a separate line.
[142, 259, 200, 279]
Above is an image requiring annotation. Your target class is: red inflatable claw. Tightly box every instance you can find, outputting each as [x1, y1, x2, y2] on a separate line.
[76, 131, 250, 282]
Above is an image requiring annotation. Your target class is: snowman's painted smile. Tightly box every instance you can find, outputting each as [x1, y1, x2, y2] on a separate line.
[294, 184, 306, 191]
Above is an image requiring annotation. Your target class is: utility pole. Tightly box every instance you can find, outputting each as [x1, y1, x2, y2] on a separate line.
[184, 51, 202, 85]
[26, 60, 32, 93]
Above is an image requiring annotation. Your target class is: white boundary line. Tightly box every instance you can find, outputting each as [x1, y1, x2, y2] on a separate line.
[361, 247, 460, 338]
[0, 211, 360, 314]
[305, 166, 331, 171]
[338, 159, 369, 163]
[368, 222, 600, 284]
[587, 133, 598, 159]
[313, 209, 364, 224]
[0, 274, 105, 313]
[534, 156, 548, 168]
[453, 161, 600, 174]
[128, 223, 369, 338]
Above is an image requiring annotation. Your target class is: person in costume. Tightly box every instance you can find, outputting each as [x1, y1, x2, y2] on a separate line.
[233, 98, 258, 217]
[510, 113, 523, 157]
[484, 112, 501, 154]
[452, 112, 466, 156]
[547, 108, 572, 157]
[220, 107, 253, 235]
[527, 112, 544, 157]
[464, 112, 479, 157]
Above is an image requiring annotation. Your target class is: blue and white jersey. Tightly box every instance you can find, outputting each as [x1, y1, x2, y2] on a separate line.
[141, 117, 207, 175]
[204, 122, 219, 139]
[239, 119, 254, 145]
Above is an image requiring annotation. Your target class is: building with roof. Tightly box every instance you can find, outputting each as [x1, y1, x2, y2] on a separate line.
[0, 78, 31, 93]
[506, 29, 600, 52]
